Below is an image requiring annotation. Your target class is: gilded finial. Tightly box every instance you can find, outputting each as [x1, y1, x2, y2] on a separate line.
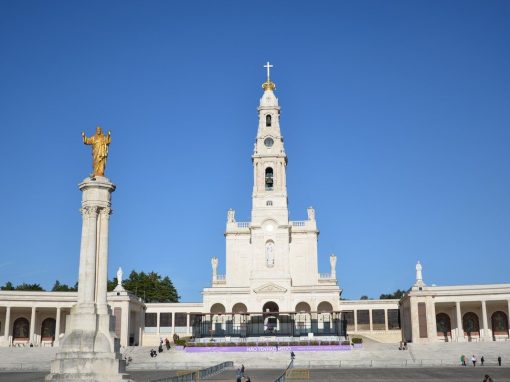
[262, 61, 276, 91]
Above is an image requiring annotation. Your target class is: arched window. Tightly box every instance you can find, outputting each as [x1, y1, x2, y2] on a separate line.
[265, 167, 274, 191]
[262, 301, 279, 314]
[317, 301, 334, 313]
[266, 114, 272, 127]
[13, 318, 29, 339]
[295, 302, 311, 313]
[266, 200, 273, 206]
[210, 303, 226, 315]
[491, 311, 509, 336]
[436, 313, 451, 340]
[232, 303, 248, 314]
[41, 318, 56, 340]
[463, 312, 480, 337]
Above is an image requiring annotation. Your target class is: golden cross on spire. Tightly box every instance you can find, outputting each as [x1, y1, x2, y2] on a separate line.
[264, 61, 273, 80]
[262, 61, 276, 91]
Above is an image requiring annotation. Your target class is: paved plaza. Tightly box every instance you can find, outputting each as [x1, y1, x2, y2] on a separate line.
[1, 368, 509, 382]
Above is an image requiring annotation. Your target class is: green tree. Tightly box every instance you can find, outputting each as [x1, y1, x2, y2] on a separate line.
[108, 271, 180, 303]
[379, 289, 407, 300]
[360, 295, 369, 300]
[0, 281, 15, 290]
[15, 283, 44, 291]
[52, 280, 78, 292]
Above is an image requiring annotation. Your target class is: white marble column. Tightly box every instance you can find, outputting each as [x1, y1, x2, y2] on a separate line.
[456, 301, 464, 342]
[384, 309, 389, 331]
[4, 306, 10, 343]
[172, 312, 176, 335]
[83, 207, 98, 304]
[96, 208, 111, 314]
[426, 299, 436, 341]
[186, 313, 190, 335]
[54, 307, 61, 346]
[29, 306, 36, 344]
[369, 309, 373, 332]
[481, 300, 489, 340]
[156, 312, 161, 334]
[353, 310, 358, 332]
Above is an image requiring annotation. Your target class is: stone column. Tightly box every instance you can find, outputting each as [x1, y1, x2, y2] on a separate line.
[456, 301, 464, 342]
[410, 300, 420, 343]
[30, 306, 36, 344]
[82, 206, 99, 306]
[156, 312, 161, 334]
[481, 300, 489, 340]
[369, 309, 373, 332]
[47, 176, 130, 381]
[186, 313, 190, 335]
[353, 310, 358, 333]
[96, 208, 112, 314]
[384, 309, 389, 331]
[426, 299, 436, 342]
[4, 306, 10, 343]
[54, 307, 61, 346]
[172, 312, 176, 335]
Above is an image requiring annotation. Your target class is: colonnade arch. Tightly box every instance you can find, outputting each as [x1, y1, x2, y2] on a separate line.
[41, 317, 56, 340]
[12, 317, 29, 340]
[491, 311, 509, 337]
[463, 312, 480, 338]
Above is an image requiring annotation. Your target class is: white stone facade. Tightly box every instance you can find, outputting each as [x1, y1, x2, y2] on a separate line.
[201, 75, 341, 317]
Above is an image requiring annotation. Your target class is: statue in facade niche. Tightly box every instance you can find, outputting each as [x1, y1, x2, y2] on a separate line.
[82, 126, 111, 176]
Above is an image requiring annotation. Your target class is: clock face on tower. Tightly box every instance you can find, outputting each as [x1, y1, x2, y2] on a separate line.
[264, 137, 274, 147]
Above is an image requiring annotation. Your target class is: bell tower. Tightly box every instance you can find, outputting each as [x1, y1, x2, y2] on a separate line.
[251, 62, 289, 225]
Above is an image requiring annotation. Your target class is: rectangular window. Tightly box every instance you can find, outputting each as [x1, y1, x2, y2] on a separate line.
[357, 310, 370, 330]
[343, 311, 355, 331]
[175, 313, 187, 327]
[418, 303, 428, 338]
[160, 313, 172, 327]
[372, 309, 385, 330]
[387, 309, 401, 330]
[144, 313, 157, 333]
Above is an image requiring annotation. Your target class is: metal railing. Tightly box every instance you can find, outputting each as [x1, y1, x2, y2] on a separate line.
[274, 359, 294, 382]
[148, 361, 233, 382]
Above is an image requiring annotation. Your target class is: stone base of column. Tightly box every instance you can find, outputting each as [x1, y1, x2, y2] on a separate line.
[46, 304, 131, 381]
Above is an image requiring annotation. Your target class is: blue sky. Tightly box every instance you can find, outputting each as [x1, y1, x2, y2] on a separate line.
[0, 1, 509, 301]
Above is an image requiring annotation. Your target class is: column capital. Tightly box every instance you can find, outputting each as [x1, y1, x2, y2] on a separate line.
[99, 207, 113, 217]
[80, 206, 98, 217]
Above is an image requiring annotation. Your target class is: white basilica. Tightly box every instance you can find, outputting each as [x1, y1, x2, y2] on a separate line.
[0, 65, 509, 348]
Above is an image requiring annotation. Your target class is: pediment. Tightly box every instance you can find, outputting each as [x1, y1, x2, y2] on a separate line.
[253, 283, 287, 294]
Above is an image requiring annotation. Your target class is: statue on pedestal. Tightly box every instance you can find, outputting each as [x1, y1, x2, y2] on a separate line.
[82, 127, 111, 177]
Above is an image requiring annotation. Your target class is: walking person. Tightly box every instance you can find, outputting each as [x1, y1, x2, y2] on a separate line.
[460, 354, 466, 366]
[483, 375, 493, 382]
[291, 351, 295, 361]
[498, 356, 502, 366]
[235, 368, 242, 382]
[241, 364, 245, 378]
[471, 354, 477, 367]
[481, 356, 485, 366]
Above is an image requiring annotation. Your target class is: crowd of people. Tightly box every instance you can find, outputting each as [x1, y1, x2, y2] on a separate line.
[460, 354, 502, 367]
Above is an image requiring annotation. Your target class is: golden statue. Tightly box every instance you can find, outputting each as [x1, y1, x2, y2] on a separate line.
[82, 126, 111, 176]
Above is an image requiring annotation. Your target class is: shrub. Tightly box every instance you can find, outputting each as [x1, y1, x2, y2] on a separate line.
[351, 337, 363, 344]
[341, 340, 351, 346]
[174, 339, 187, 346]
